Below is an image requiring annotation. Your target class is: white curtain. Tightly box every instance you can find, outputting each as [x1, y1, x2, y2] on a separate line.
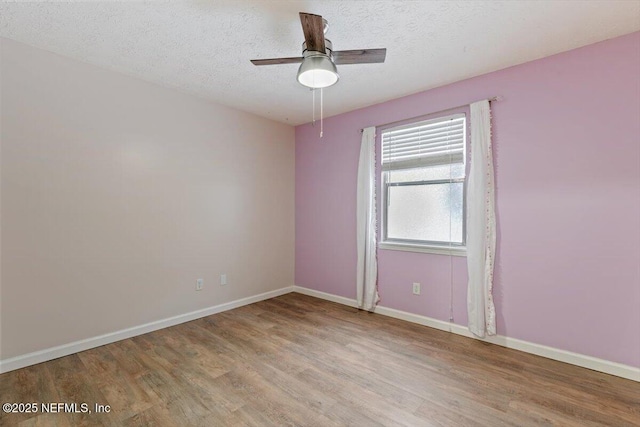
[467, 100, 496, 338]
[356, 127, 380, 311]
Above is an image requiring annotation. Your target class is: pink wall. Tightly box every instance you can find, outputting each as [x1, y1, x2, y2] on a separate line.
[295, 32, 640, 367]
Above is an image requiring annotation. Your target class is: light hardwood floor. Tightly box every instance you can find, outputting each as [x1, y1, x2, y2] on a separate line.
[1, 293, 638, 426]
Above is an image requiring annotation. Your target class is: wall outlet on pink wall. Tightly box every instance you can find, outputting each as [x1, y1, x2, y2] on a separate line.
[412, 283, 421, 295]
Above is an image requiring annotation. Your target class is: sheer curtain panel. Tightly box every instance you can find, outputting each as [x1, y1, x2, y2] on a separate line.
[467, 100, 497, 338]
[356, 127, 380, 311]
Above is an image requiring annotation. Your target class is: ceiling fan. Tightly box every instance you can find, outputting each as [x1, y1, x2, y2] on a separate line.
[251, 12, 386, 89]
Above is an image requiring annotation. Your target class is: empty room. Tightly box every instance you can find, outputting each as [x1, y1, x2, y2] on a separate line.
[1, 1, 639, 426]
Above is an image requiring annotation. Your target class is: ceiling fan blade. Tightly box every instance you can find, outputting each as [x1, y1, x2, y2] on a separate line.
[333, 49, 387, 65]
[299, 12, 326, 54]
[250, 57, 304, 66]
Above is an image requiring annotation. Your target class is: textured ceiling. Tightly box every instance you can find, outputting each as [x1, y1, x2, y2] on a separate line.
[1, 1, 639, 125]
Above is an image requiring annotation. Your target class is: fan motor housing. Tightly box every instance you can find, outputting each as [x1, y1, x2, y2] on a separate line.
[302, 39, 333, 59]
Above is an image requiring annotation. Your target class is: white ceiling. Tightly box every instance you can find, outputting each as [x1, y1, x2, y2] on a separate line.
[1, 1, 639, 125]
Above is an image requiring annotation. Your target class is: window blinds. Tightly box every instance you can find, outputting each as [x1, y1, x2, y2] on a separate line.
[382, 113, 466, 171]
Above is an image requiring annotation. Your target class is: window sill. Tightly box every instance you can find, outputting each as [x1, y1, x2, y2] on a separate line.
[378, 242, 467, 257]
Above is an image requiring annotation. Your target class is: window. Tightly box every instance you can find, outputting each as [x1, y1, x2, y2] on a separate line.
[380, 113, 466, 256]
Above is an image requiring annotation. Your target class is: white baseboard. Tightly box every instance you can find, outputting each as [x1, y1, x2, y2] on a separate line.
[293, 286, 640, 382]
[0, 286, 294, 374]
[293, 286, 360, 308]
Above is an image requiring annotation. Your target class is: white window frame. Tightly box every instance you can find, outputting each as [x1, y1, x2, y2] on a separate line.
[379, 113, 467, 257]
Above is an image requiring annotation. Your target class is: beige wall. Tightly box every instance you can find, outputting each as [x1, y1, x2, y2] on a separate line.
[0, 38, 295, 360]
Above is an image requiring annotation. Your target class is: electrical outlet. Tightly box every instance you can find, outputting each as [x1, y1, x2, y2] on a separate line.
[196, 278, 203, 291]
[220, 274, 227, 286]
[412, 282, 421, 295]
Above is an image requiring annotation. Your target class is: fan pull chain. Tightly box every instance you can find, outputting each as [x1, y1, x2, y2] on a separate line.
[312, 88, 316, 127]
[320, 88, 324, 138]
[309, 88, 324, 138]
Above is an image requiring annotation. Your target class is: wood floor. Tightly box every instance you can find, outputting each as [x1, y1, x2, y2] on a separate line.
[1, 293, 638, 426]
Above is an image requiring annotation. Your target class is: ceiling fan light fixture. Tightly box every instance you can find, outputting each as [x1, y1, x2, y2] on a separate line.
[297, 53, 339, 89]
